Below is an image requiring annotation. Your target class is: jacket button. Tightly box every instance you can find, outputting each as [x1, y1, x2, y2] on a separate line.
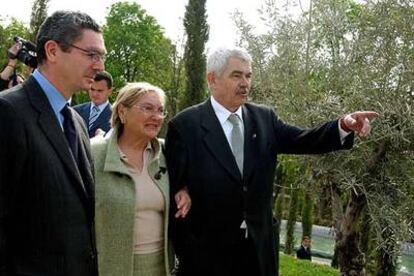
[90, 251, 96, 259]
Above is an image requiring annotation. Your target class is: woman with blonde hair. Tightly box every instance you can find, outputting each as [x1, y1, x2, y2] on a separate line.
[92, 82, 190, 276]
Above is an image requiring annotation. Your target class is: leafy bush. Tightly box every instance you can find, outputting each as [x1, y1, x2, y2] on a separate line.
[280, 254, 339, 276]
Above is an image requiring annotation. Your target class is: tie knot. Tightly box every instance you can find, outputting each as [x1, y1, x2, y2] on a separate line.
[61, 104, 71, 117]
[228, 113, 241, 126]
[93, 105, 100, 112]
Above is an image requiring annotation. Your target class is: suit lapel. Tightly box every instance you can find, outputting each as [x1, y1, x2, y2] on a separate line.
[201, 99, 241, 182]
[24, 77, 89, 201]
[242, 105, 259, 181]
[73, 112, 94, 199]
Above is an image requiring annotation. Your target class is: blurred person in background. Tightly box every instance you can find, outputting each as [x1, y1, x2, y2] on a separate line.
[296, 236, 312, 260]
[74, 70, 113, 137]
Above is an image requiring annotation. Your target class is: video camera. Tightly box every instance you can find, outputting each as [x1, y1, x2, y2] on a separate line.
[7, 36, 38, 68]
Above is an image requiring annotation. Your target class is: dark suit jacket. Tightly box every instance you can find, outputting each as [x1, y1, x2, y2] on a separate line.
[0, 76, 97, 276]
[165, 98, 353, 276]
[296, 245, 312, 260]
[74, 102, 112, 138]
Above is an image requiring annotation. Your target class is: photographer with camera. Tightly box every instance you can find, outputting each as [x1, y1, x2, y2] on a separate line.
[0, 42, 24, 91]
[0, 37, 37, 91]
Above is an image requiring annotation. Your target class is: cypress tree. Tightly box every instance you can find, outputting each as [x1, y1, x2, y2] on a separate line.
[284, 184, 299, 255]
[301, 190, 313, 238]
[274, 187, 284, 233]
[182, 0, 209, 109]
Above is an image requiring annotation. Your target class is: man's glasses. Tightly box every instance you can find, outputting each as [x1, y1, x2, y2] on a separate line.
[133, 103, 167, 118]
[60, 42, 106, 63]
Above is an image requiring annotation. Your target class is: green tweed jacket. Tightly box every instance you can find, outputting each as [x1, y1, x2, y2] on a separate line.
[92, 128, 171, 276]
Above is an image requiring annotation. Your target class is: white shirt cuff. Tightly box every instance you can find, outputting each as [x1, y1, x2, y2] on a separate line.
[338, 121, 352, 145]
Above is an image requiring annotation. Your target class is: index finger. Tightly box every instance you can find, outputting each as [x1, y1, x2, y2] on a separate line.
[353, 111, 379, 120]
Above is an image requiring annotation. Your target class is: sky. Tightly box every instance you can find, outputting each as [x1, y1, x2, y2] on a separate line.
[0, 0, 284, 53]
[0, 0, 309, 51]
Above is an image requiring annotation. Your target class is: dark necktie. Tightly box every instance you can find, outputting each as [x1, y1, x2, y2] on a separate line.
[61, 105, 79, 164]
[228, 113, 244, 175]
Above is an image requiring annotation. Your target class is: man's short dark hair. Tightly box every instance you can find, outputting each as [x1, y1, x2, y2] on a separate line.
[302, 236, 311, 241]
[94, 71, 113, 89]
[36, 11, 101, 65]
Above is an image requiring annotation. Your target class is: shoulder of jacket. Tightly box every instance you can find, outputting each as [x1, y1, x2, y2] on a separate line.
[170, 101, 205, 125]
[245, 102, 277, 118]
[0, 85, 26, 103]
[73, 102, 89, 110]
[91, 134, 109, 155]
[245, 102, 273, 111]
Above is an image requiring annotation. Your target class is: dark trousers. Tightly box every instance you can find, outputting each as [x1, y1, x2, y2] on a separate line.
[176, 229, 261, 276]
[234, 230, 261, 276]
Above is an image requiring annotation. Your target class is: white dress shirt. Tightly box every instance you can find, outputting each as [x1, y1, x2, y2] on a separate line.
[210, 96, 244, 151]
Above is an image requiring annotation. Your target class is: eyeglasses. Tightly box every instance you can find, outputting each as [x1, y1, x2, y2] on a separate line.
[60, 42, 106, 63]
[133, 103, 167, 118]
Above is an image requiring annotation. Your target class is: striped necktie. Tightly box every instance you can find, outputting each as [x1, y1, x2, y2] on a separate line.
[89, 105, 100, 130]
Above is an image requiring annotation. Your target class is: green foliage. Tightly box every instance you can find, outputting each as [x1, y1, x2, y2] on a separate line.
[234, 0, 414, 273]
[103, 2, 174, 91]
[181, 0, 209, 109]
[301, 191, 314, 238]
[280, 254, 339, 276]
[285, 183, 300, 255]
[0, 17, 30, 73]
[274, 186, 285, 233]
[29, 0, 49, 41]
[71, 91, 89, 106]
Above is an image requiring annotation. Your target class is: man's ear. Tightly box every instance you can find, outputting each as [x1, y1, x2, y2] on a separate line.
[44, 40, 60, 63]
[207, 71, 216, 89]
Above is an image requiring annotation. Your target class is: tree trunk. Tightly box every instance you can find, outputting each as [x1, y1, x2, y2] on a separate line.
[359, 209, 376, 275]
[377, 249, 398, 276]
[336, 193, 366, 276]
[376, 224, 398, 276]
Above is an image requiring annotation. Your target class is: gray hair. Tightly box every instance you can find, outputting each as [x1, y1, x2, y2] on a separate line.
[206, 47, 252, 76]
[36, 11, 101, 65]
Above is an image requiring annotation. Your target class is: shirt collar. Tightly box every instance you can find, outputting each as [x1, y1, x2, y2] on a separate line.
[90, 100, 109, 112]
[210, 95, 243, 125]
[32, 69, 69, 124]
[118, 141, 154, 170]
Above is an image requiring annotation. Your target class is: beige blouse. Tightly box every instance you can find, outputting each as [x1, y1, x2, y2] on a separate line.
[120, 142, 165, 254]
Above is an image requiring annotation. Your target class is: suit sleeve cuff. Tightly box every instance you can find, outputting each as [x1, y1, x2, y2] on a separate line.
[338, 120, 352, 145]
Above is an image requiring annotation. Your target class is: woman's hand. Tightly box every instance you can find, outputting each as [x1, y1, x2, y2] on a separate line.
[174, 187, 191, 218]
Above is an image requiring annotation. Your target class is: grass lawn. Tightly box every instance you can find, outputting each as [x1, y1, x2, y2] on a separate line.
[280, 254, 339, 276]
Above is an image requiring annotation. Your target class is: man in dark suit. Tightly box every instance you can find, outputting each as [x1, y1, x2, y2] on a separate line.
[165, 47, 378, 276]
[0, 11, 106, 276]
[74, 71, 113, 138]
[296, 236, 312, 260]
